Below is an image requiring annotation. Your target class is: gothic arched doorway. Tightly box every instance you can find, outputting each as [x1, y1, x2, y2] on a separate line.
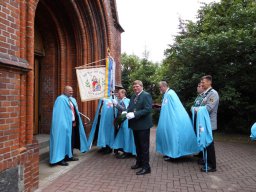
[34, 0, 109, 134]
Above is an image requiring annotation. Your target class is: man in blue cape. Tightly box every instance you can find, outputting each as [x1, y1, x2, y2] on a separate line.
[88, 97, 115, 154]
[50, 86, 88, 166]
[112, 89, 136, 158]
[156, 81, 199, 160]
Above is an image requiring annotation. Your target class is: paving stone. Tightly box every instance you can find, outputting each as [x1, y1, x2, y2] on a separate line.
[36, 128, 256, 192]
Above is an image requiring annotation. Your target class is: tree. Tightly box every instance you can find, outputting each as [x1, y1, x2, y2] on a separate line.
[120, 53, 140, 97]
[162, 0, 256, 133]
[121, 53, 159, 99]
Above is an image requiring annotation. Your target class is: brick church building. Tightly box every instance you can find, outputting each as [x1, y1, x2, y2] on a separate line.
[0, 0, 123, 191]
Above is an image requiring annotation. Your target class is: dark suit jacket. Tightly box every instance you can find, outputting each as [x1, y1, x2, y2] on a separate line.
[127, 91, 153, 130]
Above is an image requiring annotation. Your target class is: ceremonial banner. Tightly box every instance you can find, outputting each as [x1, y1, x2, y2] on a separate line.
[76, 67, 106, 101]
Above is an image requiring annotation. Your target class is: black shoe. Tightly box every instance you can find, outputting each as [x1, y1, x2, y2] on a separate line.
[65, 157, 79, 161]
[201, 166, 216, 172]
[136, 168, 151, 175]
[198, 159, 205, 165]
[97, 148, 105, 153]
[114, 149, 120, 155]
[57, 160, 69, 166]
[193, 153, 201, 158]
[164, 157, 175, 162]
[102, 148, 113, 154]
[116, 153, 129, 159]
[131, 164, 142, 169]
[163, 155, 169, 158]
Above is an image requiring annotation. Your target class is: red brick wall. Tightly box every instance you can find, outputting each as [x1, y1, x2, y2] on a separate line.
[103, 0, 123, 86]
[0, 0, 20, 56]
[0, 0, 122, 191]
[0, 64, 39, 191]
[0, 68, 21, 171]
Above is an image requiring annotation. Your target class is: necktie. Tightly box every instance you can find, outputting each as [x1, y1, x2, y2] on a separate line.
[134, 95, 138, 104]
[69, 100, 75, 122]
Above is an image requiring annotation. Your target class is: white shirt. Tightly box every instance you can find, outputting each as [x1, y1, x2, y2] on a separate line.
[69, 101, 75, 121]
[137, 90, 143, 96]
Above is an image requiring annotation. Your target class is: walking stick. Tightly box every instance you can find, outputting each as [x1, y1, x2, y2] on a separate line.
[79, 112, 91, 125]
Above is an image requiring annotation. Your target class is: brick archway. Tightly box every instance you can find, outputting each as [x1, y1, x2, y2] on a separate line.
[0, 0, 122, 190]
[34, 0, 110, 134]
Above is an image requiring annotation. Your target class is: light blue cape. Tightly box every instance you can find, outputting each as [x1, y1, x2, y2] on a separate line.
[112, 98, 136, 155]
[88, 98, 115, 149]
[250, 123, 256, 141]
[49, 95, 88, 164]
[191, 106, 213, 150]
[156, 89, 199, 158]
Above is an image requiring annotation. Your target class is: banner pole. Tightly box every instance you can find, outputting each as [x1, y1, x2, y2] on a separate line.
[75, 58, 107, 69]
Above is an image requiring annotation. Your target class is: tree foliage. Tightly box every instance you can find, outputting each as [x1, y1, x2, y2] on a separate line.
[121, 53, 160, 100]
[120, 0, 256, 133]
[162, 0, 256, 133]
[121, 53, 161, 124]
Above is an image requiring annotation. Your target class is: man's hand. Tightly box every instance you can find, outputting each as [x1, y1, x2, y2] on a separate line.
[126, 112, 135, 120]
[112, 99, 118, 106]
[152, 103, 161, 109]
[194, 107, 198, 112]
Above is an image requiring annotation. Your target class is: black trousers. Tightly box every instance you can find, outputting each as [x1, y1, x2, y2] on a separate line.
[133, 129, 150, 169]
[93, 115, 101, 145]
[71, 123, 80, 151]
[206, 141, 216, 169]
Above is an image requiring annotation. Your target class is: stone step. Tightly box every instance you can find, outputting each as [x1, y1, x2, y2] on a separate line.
[35, 134, 50, 162]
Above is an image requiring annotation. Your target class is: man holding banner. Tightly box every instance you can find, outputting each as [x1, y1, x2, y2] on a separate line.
[86, 56, 117, 154]
[87, 97, 116, 154]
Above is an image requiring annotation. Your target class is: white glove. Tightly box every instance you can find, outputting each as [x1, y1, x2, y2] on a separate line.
[126, 112, 135, 120]
[112, 99, 118, 106]
[122, 111, 127, 115]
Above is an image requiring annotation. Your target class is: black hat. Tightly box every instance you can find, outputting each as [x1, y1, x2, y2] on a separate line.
[115, 84, 123, 89]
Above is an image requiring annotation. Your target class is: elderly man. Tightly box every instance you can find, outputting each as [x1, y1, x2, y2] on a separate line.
[198, 75, 219, 172]
[50, 86, 88, 166]
[156, 81, 199, 160]
[126, 80, 153, 175]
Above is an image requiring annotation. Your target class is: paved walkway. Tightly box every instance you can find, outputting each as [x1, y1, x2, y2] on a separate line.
[36, 129, 256, 192]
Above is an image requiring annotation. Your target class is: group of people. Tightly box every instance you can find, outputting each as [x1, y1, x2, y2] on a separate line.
[156, 75, 219, 172]
[49, 75, 219, 175]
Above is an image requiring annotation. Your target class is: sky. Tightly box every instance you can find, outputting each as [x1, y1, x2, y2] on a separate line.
[116, 0, 219, 63]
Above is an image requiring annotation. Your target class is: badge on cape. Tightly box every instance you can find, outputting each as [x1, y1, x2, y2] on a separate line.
[162, 98, 168, 105]
[209, 98, 214, 103]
